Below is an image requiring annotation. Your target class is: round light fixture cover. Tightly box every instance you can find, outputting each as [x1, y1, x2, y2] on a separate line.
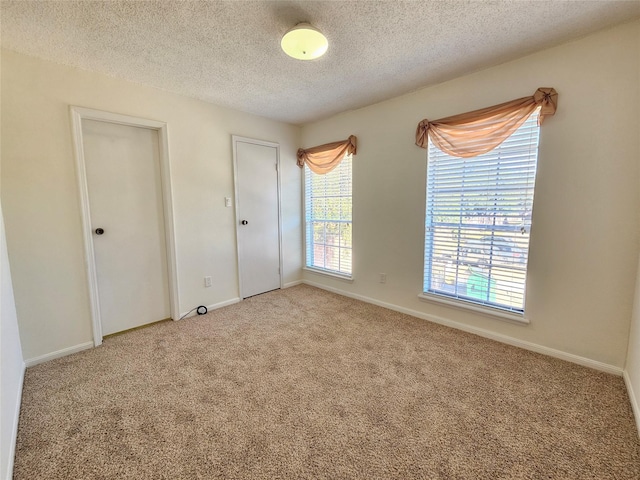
[281, 23, 328, 60]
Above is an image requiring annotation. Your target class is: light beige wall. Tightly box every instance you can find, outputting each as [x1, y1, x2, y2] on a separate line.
[1, 50, 302, 360]
[301, 21, 640, 369]
[623, 24, 640, 434]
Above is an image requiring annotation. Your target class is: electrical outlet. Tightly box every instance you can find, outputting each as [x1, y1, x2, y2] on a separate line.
[379, 273, 387, 284]
[204, 276, 212, 287]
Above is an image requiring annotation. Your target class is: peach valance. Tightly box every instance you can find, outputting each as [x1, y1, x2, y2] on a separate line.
[297, 135, 357, 174]
[415, 88, 558, 158]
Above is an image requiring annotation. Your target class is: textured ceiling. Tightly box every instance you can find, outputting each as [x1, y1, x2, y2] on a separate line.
[1, 1, 639, 125]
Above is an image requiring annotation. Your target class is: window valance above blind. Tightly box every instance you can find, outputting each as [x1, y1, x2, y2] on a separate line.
[297, 135, 357, 174]
[415, 88, 557, 158]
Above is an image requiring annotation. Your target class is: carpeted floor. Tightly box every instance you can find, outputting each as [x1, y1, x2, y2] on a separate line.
[13, 285, 640, 479]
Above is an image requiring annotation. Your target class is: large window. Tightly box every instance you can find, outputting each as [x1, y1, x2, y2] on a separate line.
[423, 111, 540, 313]
[305, 154, 353, 276]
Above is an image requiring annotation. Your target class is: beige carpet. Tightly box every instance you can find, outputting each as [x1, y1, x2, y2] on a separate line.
[13, 285, 640, 479]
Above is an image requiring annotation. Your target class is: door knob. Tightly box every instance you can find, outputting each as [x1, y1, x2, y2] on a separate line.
[241, 220, 248, 225]
[95, 228, 105, 235]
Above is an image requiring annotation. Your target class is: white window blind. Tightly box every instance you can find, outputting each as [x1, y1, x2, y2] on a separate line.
[424, 110, 540, 313]
[305, 155, 353, 276]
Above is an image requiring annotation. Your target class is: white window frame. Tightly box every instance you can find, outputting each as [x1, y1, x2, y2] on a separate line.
[303, 154, 353, 279]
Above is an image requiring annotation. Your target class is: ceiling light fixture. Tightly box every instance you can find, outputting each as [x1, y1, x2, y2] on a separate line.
[281, 23, 328, 60]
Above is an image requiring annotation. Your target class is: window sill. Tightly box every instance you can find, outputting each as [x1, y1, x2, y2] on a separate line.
[418, 293, 529, 325]
[303, 267, 354, 283]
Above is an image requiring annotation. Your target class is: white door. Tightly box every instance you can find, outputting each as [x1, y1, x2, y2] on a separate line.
[234, 137, 282, 298]
[82, 119, 171, 336]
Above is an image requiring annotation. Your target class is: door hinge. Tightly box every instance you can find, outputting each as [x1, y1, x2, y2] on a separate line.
[275, 163, 278, 171]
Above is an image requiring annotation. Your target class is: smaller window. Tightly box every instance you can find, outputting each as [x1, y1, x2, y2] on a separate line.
[304, 155, 353, 277]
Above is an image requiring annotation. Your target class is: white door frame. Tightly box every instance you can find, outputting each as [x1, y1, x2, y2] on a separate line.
[70, 106, 180, 347]
[231, 135, 283, 299]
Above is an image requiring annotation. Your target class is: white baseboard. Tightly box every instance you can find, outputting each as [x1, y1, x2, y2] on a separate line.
[24, 341, 94, 368]
[179, 297, 241, 319]
[4, 361, 25, 480]
[303, 280, 623, 376]
[283, 280, 303, 288]
[623, 370, 640, 438]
